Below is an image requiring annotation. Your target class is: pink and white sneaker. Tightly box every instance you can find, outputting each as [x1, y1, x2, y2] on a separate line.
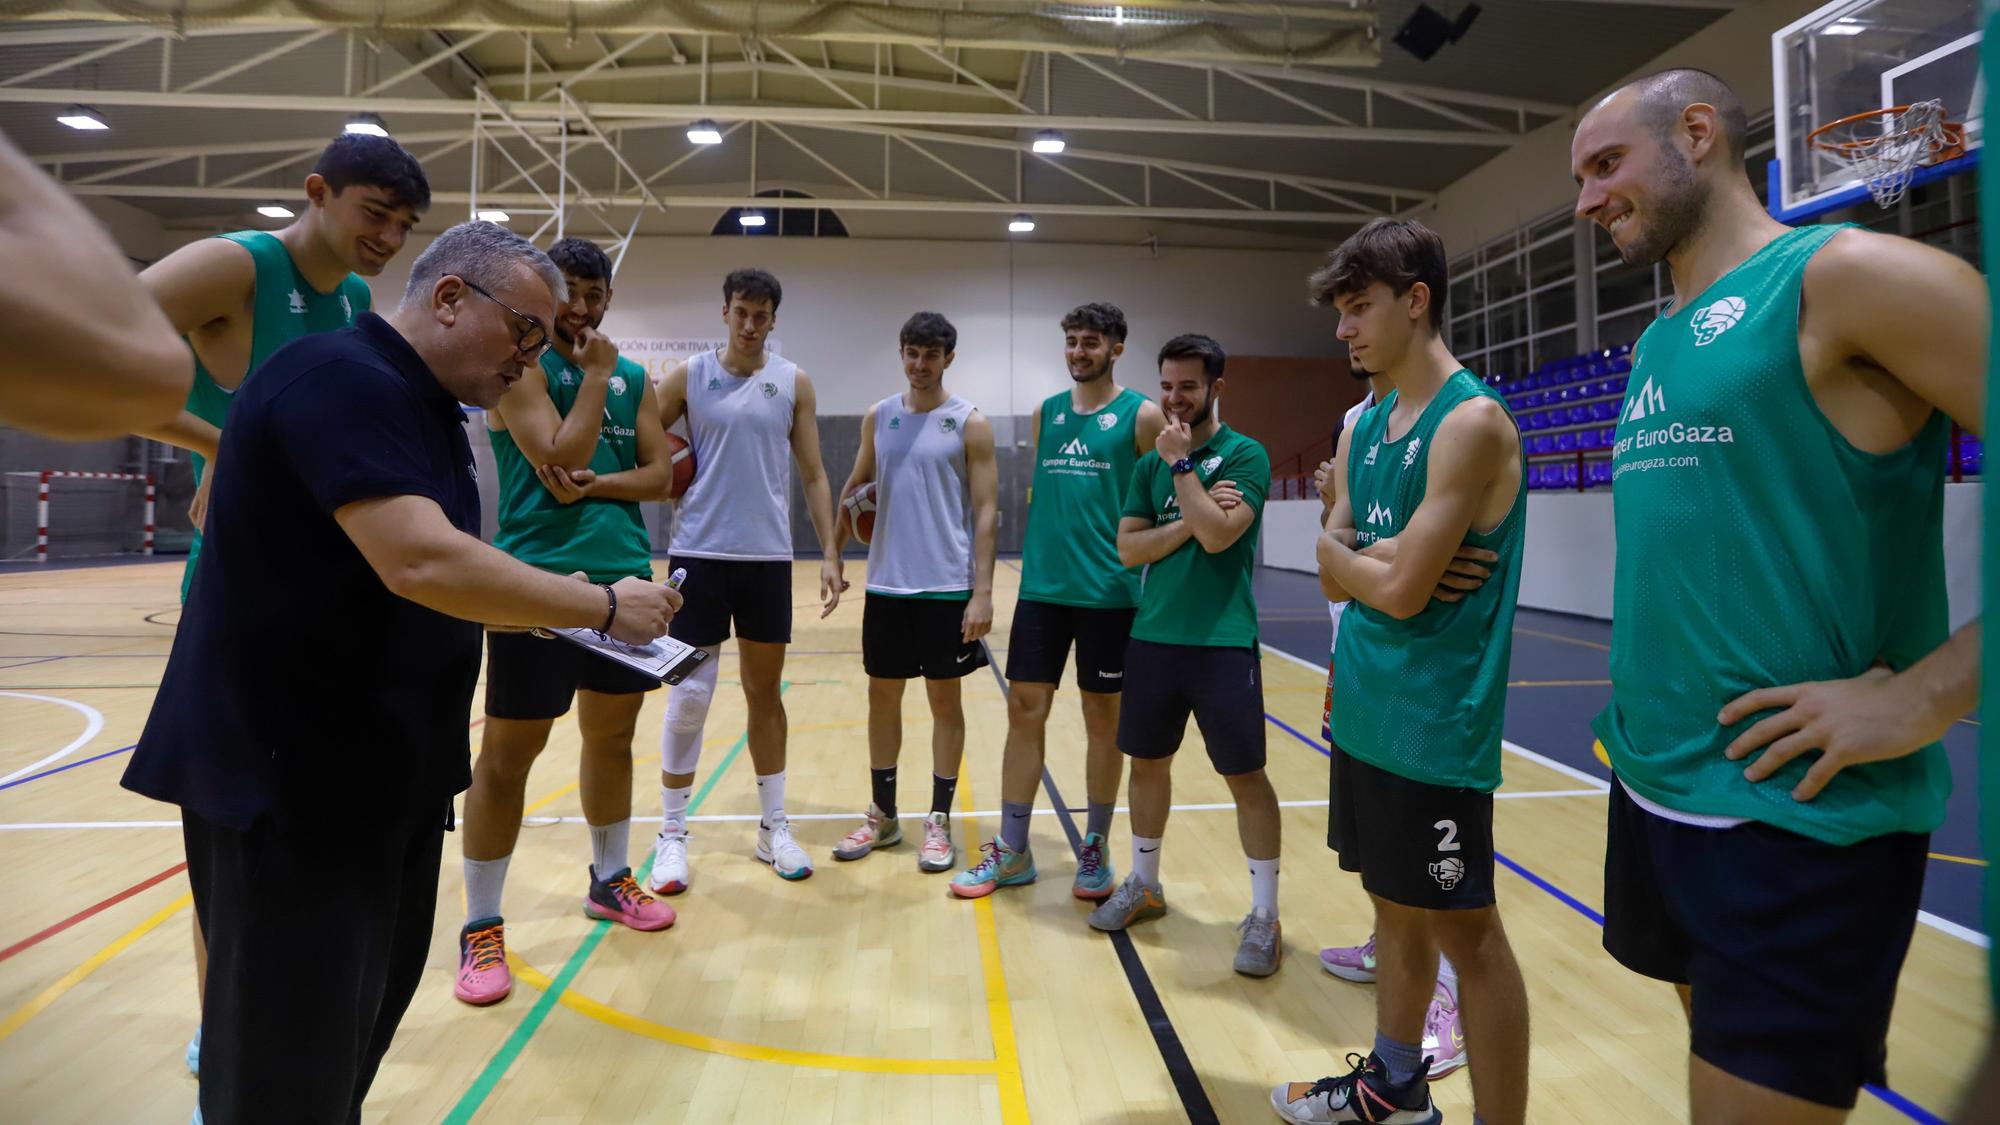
[584, 865, 677, 931]
[454, 918, 512, 1005]
[1318, 933, 1378, 983]
[1421, 978, 1467, 1079]
[832, 804, 901, 861]
[918, 811, 955, 873]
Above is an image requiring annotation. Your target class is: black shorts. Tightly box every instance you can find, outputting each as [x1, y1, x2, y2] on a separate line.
[862, 593, 989, 680]
[666, 556, 793, 647]
[1328, 742, 1496, 910]
[1603, 781, 1929, 1109]
[1003, 598, 1136, 694]
[1115, 639, 1266, 775]
[484, 629, 660, 721]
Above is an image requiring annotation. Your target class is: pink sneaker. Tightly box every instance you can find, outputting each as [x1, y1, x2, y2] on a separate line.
[1422, 978, 1467, 1079]
[584, 866, 677, 932]
[1319, 933, 1378, 983]
[918, 812, 955, 872]
[454, 919, 512, 1005]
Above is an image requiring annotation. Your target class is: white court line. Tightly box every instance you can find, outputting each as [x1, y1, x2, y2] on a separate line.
[0, 691, 106, 785]
[1918, 911, 1990, 948]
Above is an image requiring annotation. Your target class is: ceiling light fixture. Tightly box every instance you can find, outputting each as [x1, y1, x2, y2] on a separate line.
[738, 211, 767, 228]
[1031, 129, 1066, 154]
[687, 119, 724, 145]
[1009, 214, 1036, 233]
[56, 105, 107, 131]
[344, 113, 390, 137]
[257, 204, 295, 219]
[476, 210, 511, 222]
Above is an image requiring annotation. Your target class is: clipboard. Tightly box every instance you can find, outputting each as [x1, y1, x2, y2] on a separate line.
[531, 627, 710, 684]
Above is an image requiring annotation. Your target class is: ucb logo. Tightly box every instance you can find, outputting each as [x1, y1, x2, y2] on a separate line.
[1364, 501, 1393, 526]
[1622, 377, 1666, 423]
[1429, 857, 1465, 891]
[1690, 296, 1746, 346]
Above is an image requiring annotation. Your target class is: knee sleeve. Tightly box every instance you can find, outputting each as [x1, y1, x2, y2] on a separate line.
[661, 649, 720, 774]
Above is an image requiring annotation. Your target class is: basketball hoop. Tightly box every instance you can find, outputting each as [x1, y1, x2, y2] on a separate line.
[1808, 99, 1967, 207]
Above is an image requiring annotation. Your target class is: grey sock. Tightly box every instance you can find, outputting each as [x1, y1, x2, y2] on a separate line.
[1085, 800, 1114, 841]
[1000, 799, 1033, 853]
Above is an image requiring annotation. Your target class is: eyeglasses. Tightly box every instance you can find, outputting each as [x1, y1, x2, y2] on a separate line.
[461, 279, 551, 360]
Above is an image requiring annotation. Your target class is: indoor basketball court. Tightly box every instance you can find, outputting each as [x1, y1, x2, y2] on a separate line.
[0, 0, 1992, 1122]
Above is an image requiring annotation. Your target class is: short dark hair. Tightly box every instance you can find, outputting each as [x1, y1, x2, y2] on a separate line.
[900, 311, 957, 353]
[1307, 217, 1450, 331]
[312, 133, 430, 213]
[1157, 333, 1226, 380]
[1620, 67, 1748, 169]
[723, 267, 782, 311]
[1061, 302, 1128, 343]
[547, 237, 613, 283]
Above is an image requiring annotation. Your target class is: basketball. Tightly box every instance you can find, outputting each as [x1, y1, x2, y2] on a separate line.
[841, 480, 877, 544]
[665, 432, 695, 500]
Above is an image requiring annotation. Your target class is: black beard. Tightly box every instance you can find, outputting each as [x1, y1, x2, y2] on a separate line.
[555, 314, 603, 347]
[1070, 356, 1111, 383]
[1174, 400, 1212, 427]
[1620, 148, 1707, 266]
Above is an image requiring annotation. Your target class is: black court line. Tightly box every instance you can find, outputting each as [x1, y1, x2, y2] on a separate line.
[978, 641, 1220, 1125]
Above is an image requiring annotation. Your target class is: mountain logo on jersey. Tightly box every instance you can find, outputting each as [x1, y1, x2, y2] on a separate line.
[1622, 376, 1666, 423]
[1054, 411, 1067, 425]
[1098, 413, 1118, 430]
[1365, 501, 1393, 526]
[707, 376, 722, 390]
[339, 293, 353, 322]
[559, 369, 575, 385]
[288, 289, 306, 315]
[761, 381, 777, 398]
[889, 416, 902, 429]
[1201, 455, 1222, 475]
[1690, 296, 1747, 346]
[1429, 857, 1465, 891]
[940, 416, 959, 433]
[1402, 437, 1423, 468]
[1364, 443, 1379, 466]
[1059, 437, 1090, 456]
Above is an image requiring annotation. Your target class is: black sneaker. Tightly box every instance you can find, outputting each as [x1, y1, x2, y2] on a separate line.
[1269, 1052, 1441, 1124]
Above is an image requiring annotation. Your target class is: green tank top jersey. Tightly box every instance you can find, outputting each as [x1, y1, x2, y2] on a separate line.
[1331, 371, 1526, 792]
[1020, 386, 1149, 608]
[1592, 224, 1952, 846]
[179, 230, 372, 603]
[1983, 11, 1998, 1006]
[490, 352, 654, 584]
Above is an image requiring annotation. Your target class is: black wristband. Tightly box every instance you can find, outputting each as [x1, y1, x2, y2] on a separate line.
[599, 583, 617, 634]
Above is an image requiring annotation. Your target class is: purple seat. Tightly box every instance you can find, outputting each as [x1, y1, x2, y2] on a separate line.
[1556, 432, 1578, 452]
[1588, 461, 1614, 487]
[1578, 429, 1604, 451]
[1568, 406, 1591, 425]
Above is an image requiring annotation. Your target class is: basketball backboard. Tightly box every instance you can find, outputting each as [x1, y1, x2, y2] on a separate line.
[1771, 0, 1982, 221]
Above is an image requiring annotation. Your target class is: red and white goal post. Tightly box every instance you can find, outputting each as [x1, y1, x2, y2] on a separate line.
[11, 471, 155, 563]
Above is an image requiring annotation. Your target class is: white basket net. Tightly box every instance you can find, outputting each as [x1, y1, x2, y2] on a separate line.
[1810, 99, 1960, 207]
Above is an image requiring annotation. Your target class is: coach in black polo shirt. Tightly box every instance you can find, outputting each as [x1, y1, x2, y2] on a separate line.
[123, 221, 679, 1125]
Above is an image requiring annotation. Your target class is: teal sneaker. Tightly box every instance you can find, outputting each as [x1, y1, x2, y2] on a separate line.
[950, 837, 1036, 899]
[1071, 832, 1116, 900]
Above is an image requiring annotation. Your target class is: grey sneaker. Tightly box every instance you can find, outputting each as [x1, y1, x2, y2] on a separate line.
[1233, 908, 1282, 977]
[1086, 872, 1167, 932]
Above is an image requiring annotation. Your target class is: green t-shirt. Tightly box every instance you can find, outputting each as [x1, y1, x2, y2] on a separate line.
[1120, 424, 1269, 649]
[1020, 387, 1149, 608]
[180, 230, 372, 603]
[489, 351, 653, 583]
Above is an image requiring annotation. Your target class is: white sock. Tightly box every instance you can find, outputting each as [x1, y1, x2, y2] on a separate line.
[589, 819, 630, 878]
[660, 784, 692, 836]
[757, 770, 787, 827]
[464, 855, 511, 923]
[1132, 834, 1163, 885]
[1438, 954, 1459, 993]
[1248, 856, 1279, 917]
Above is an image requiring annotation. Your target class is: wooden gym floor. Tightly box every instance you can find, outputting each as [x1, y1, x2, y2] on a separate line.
[0, 559, 1986, 1122]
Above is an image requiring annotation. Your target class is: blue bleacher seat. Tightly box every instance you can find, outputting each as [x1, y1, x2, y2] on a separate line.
[1522, 392, 1542, 408]
[1531, 435, 1555, 455]
[1611, 356, 1633, 374]
[1556, 432, 1578, 452]
[1578, 429, 1604, 451]
[1554, 387, 1574, 403]
[1591, 401, 1619, 422]
[1588, 461, 1613, 487]
[1528, 411, 1548, 430]
[1600, 425, 1617, 446]
[1611, 376, 1628, 394]
[1558, 463, 1580, 488]
[1568, 406, 1590, 426]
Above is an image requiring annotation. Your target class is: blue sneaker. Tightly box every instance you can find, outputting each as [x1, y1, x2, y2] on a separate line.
[1072, 832, 1116, 900]
[950, 838, 1036, 899]
[186, 1024, 201, 1076]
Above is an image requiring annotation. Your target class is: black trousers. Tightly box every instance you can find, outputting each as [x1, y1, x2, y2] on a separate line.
[184, 803, 447, 1124]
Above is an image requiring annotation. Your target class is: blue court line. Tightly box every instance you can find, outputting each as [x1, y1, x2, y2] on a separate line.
[1264, 711, 1945, 1125]
[0, 744, 136, 793]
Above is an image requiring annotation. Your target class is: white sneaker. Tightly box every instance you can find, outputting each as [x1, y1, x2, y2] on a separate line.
[757, 816, 814, 881]
[646, 829, 690, 895]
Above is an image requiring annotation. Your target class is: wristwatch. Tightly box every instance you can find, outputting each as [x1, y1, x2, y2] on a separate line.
[1169, 457, 1197, 475]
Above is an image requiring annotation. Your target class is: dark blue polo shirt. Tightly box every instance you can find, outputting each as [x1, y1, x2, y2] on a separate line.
[123, 313, 482, 830]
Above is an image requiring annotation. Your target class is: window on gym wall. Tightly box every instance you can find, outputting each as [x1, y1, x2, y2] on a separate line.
[712, 188, 849, 237]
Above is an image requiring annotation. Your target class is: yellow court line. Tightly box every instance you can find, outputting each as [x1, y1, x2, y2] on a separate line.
[1930, 852, 1990, 867]
[522, 782, 578, 816]
[504, 956, 999, 1075]
[1513, 625, 1610, 652]
[957, 774, 1031, 1125]
[1593, 741, 1611, 769]
[0, 889, 191, 1042]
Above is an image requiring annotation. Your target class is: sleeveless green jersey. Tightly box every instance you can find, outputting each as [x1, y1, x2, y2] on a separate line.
[489, 351, 653, 583]
[179, 231, 372, 603]
[1982, 7, 1998, 1008]
[1331, 370, 1525, 792]
[1592, 224, 1952, 846]
[1020, 386, 1148, 608]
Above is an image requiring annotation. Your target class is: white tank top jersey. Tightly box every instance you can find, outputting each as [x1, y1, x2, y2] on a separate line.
[1328, 390, 1377, 637]
[672, 349, 800, 561]
[866, 393, 976, 596]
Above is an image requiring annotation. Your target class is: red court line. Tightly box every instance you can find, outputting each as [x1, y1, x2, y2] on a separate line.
[0, 861, 188, 964]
